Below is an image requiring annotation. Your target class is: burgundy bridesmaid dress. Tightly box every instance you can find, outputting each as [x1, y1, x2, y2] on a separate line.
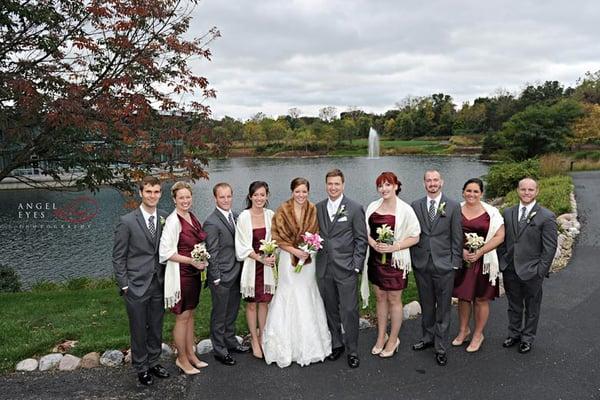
[453, 212, 499, 301]
[367, 212, 408, 291]
[244, 227, 273, 303]
[170, 212, 207, 314]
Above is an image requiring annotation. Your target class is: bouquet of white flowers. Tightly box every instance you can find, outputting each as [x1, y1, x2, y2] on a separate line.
[191, 242, 210, 281]
[464, 233, 485, 268]
[376, 224, 395, 264]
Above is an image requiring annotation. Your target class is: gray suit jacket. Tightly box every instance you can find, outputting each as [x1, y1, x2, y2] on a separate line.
[497, 203, 558, 281]
[204, 209, 241, 285]
[316, 196, 368, 279]
[112, 208, 167, 297]
[410, 195, 463, 271]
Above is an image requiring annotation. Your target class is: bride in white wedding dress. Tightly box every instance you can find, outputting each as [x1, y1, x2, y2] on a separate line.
[262, 178, 331, 368]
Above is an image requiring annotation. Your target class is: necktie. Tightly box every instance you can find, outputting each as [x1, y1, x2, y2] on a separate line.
[148, 215, 156, 238]
[519, 206, 528, 226]
[428, 199, 436, 222]
[228, 212, 235, 228]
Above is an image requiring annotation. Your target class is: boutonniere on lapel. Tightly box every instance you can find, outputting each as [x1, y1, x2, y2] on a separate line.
[159, 216, 166, 226]
[526, 211, 537, 224]
[336, 205, 348, 219]
[437, 202, 447, 217]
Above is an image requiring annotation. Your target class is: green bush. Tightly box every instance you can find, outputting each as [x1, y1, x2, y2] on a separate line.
[485, 159, 540, 198]
[503, 175, 573, 215]
[0, 265, 22, 293]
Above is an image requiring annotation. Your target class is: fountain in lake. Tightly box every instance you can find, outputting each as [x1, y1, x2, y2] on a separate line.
[368, 127, 380, 158]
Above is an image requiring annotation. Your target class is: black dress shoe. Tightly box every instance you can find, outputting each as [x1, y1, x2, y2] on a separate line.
[327, 346, 345, 361]
[214, 354, 236, 366]
[518, 342, 532, 354]
[412, 340, 434, 351]
[137, 371, 154, 386]
[229, 344, 250, 353]
[347, 354, 360, 369]
[435, 353, 448, 366]
[502, 337, 519, 348]
[148, 364, 170, 379]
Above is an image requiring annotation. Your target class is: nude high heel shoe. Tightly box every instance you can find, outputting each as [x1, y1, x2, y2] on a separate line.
[371, 333, 389, 355]
[175, 359, 201, 375]
[379, 338, 400, 358]
[466, 335, 484, 353]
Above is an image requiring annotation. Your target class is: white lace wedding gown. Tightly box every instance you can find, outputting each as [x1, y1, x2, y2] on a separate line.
[262, 250, 332, 368]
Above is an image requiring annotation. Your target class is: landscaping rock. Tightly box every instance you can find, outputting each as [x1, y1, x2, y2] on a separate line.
[100, 350, 123, 367]
[403, 301, 421, 320]
[196, 339, 213, 355]
[38, 353, 63, 371]
[359, 318, 372, 330]
[16, 358, 38, 372]
[161, 343, 174, 358]
[58, 354, 81, 371]
[80, 352, 100, 369]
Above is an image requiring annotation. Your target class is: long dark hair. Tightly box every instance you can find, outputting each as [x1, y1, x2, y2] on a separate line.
[245, 181, 270, 209]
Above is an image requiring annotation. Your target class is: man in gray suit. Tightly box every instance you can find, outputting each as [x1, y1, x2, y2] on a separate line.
[497, 177, 558, 354]
[316, 169, 368, 369]
[204, 182, 249, 366]
[410, 170, 463, 366]
[113, 175, 170, 385]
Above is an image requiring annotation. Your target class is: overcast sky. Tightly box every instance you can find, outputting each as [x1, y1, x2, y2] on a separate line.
[188, 0, 600, 120]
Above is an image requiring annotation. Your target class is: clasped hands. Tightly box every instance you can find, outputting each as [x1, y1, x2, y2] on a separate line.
[260, 254, 277, 268]
[190, 259, 208, 270]
[374, 241, 395, 254]
[463, 248, 483, 264]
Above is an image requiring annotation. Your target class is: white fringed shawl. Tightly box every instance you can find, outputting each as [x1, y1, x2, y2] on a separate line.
[159, 210, 182, 309]
[461, 201, 504, 286]
[360, 197, 421, 308]
[235, 209, 276, 298]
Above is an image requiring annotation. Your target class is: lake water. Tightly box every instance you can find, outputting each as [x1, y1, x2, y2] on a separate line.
[0, 156, 489, 286]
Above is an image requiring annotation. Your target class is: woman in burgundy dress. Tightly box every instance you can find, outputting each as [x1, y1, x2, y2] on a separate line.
[235, 181, 276, 359]
[452, 178, 505, 352]
[364, 172, 420, 358]
[159, 181, 209, 375]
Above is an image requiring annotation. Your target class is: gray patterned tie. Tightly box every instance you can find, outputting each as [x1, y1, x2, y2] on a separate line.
[519, 206, 528, 226]
[428, 199, 436, 222]
[228, 212, 235, 229]
[148, 215, 156, 238]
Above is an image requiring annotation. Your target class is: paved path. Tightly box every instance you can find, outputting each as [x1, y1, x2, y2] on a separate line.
[2, 171, 599, 400]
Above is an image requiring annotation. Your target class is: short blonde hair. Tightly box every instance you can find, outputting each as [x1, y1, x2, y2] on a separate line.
[171, 181, 193, 198]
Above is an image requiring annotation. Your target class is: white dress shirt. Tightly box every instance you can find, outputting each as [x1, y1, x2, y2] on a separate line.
[327, 194, 344, 221]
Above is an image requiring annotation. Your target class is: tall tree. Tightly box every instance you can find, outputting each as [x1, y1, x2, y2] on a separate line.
[0, 0, 219, 191]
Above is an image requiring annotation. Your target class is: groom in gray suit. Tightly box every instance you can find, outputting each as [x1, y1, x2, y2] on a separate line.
[316, 169, 368, 368]
[410, 170, 463, 366]
[497, 177, 558, 354]
[113, 175, 170, 385]
[204, 182, 249, 366]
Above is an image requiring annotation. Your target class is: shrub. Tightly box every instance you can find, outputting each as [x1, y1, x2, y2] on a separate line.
[504, 175, 573, 215]
[31, 280, 61, 291]
[485, 159, 540, 198]
[0, 264, 22, 293]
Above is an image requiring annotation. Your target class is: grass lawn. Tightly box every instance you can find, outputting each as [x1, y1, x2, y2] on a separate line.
[0, 275, 419, 373]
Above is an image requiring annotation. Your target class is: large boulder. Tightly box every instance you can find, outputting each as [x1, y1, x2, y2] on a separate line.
[403, 301, 422, 320]
[100, 350, 123, 367]
[59, 354, 81, 371]
[80, 352, 100, 369]
[16, 358, 38, 372]
[196, 339, 213, 355]
[38, 353, 63, 371]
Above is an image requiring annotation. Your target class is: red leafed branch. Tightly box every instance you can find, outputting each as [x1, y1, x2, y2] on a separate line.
[0, 0, 220, 192]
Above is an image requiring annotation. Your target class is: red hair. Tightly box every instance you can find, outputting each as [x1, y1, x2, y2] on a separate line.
[375, 172, 402, 195]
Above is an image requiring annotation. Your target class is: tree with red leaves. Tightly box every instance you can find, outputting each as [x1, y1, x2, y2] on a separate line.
[0, 0, 219, 191]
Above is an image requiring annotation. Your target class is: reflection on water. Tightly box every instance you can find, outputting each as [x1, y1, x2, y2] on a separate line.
[0, 156, 489, 286]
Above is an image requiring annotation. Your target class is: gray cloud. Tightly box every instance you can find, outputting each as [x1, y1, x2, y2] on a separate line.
[188, 0, 600, 119]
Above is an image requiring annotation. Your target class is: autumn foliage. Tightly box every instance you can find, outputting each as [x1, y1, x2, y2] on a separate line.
[0, 0, 219, 191]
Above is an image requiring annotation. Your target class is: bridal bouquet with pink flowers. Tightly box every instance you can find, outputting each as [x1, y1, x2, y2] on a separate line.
[294, 232, 324, 273]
